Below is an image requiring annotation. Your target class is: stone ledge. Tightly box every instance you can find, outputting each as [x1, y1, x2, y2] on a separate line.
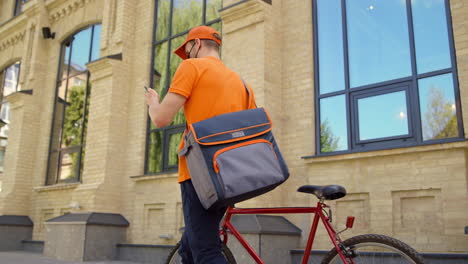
[0, 215, 33, 226]
[117, 243, 173, 248]
[5, 89, 33, 108]
[230, 214, 301, 235]
[303, 140, 468, 164]
[33, 182, 80, 192]
[46, 212, 129, 227]
[130, 172, 178, 182]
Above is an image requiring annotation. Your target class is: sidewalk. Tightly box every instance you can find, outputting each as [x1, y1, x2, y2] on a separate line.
[0, 251, 142, 264]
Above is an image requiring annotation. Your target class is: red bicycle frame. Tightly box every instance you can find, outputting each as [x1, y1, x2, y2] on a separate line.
[219, 201, 353, 264]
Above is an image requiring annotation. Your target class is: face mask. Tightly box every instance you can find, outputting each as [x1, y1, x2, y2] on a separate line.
[186, 43, 195, 59]
[186, 42, 200, 59]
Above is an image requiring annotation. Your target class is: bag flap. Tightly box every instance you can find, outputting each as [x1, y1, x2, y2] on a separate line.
[190, 108, 272, 145]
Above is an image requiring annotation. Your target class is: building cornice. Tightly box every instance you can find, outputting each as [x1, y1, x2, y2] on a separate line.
[0, 12, 29, 52]
[46, 0, 95, 24]
[220, 0, 267, 34]
[0, 30, 26, 52]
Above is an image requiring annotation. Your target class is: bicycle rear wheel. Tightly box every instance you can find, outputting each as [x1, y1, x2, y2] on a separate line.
[321, 234, 424, 264]
[165, 241, 237, 264]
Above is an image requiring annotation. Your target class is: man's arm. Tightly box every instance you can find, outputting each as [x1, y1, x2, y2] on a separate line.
[145, 89, 186, 128]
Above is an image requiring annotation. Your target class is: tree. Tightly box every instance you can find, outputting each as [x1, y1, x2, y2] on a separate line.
[320, 119, 340, 152]
[422, 86, 458, 140]
[61, 83, 89, 180]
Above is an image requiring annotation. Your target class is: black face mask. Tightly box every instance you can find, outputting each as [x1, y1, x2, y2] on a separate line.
[186, 42, 200, 59]
[186, 43, 195, 59]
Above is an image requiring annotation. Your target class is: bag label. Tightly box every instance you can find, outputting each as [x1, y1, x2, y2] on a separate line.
[231, 131, 245, 138]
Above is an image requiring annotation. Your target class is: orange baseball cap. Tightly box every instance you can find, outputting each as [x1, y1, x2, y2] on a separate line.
[174, 26, 222, 60]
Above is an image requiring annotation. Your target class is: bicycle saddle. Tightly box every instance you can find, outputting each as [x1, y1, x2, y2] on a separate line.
[297, 185, 346, 200]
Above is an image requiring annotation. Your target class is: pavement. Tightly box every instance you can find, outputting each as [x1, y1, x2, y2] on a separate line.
[0, 251, 142, 264]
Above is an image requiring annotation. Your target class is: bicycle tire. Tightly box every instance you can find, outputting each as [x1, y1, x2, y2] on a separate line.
[321, 234, 425, 264]
[165, 241, 237, 264]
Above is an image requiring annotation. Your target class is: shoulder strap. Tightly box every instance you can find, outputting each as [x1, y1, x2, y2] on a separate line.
[241, 78, 257, 109]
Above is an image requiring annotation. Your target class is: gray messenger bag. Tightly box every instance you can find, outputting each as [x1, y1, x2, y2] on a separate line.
[179, 86, 289, 210]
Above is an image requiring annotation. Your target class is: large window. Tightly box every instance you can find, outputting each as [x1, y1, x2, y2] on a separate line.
[46, 24, 101, 185]
[313, 0, 462, 155]
[14, 0, 28, 16]
[0, 62, 21, 172]
[145, 0, 222, 174]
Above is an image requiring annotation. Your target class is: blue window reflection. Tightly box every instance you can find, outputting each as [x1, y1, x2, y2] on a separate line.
[317, 0, 345, 94]
[70, 28, 92, 73]
[2, 62, 21, 96]
[47, 24, 101, 185]
[346, 0, 412, 87]
[320, 95, 347, 152]
[358, 91, 409, 141]
[412, 0, 451, 74]
[419, 73, 458, 141]
[91, 25, 102, 61]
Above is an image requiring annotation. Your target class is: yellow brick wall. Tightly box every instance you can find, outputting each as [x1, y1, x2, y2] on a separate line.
[0, 1, 16, 25]
[0, 0, 466, 254]
[452, 0, 468, 135]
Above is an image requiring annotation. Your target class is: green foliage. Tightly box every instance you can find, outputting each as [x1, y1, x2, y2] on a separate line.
[63, 85, 87, 147]
[148, 131, 163, 173]
[61, 84, 89, 180]
[172, 0, 202, 35]
[423, 86, 458, 140]
[148, 0, 222, 172]
[320, 119, 340, 153]
[156, 0, 170, 40]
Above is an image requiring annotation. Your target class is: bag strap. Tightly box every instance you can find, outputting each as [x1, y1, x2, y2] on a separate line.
[241, 78, 257, 109]
[180, 78, 256, 157]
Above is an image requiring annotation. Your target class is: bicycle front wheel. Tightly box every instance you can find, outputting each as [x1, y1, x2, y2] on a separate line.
[165, 241, 237, 264]
[321, 234, 425, 264]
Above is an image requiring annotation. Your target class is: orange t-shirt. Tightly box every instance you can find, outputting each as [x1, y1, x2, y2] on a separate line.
[168, 56, 256, 183]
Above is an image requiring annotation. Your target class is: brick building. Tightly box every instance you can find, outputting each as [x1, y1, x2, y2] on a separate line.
[0, 0, 467, 262]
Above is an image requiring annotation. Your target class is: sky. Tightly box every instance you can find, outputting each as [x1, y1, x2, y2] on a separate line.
[317, 0, 455, 150]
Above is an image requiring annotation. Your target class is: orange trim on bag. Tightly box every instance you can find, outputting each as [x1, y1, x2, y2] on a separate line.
[197, 122, 271, 141]
[189, 108, 274, 146]
[213, 139, 273, 173]
[192, 127, 273, 146]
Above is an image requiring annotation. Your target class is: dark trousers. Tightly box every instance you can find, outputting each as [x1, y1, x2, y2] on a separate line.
[179, 180, 228, 264]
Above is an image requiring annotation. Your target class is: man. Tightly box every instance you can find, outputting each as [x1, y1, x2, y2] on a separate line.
[144, 25, 256, 263]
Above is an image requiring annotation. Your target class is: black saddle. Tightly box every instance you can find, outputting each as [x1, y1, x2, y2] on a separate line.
[297, 185, 346, 200]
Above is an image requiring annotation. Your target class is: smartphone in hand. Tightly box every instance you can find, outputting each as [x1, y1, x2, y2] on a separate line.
[144, 85, 151, 92]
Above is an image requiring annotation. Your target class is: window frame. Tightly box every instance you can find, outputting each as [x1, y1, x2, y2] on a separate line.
[311, 0, 464, 157]
[13, 0, 27, 17]
[46, 24, 100, 185]
[145, 0, 222, 175]
[352, 83, 413, 145]
[0, 61, 21, 173]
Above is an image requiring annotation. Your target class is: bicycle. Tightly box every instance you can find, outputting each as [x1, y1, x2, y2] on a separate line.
[166, 184, 425, 263]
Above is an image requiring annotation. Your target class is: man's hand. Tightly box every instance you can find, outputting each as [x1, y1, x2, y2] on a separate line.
[144, 87, 186, 128]
[145, 87, 160, 107]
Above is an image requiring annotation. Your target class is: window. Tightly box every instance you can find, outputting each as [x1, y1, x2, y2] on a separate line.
[14, 0, 28, 16]
[0, 62, 21, 172]
[46, 24, 101, 185]
[145, 0, 222, 174]
[313, 0, 462, 155]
